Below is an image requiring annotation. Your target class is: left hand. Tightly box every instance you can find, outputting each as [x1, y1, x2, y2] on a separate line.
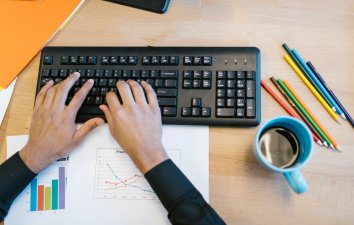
[19, 72, 104, 173]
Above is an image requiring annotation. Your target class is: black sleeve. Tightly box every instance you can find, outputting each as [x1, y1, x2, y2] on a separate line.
[145, 159, 226, 225]
[0, 152, 36, 222]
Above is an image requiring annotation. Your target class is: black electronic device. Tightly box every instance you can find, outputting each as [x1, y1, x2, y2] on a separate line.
[105, 0, 170, 14]
[37, 46, 261, 126]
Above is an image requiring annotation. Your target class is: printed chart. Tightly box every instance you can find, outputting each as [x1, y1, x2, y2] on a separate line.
[94, 148, 181, 200]
[28, 158, 68, 212]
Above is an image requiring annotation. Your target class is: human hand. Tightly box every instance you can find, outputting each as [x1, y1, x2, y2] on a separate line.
[20, 73, 104, 173]
[99, 80, 168, 174]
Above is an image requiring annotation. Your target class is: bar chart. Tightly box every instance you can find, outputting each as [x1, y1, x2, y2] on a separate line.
[29, 162, 67, 212]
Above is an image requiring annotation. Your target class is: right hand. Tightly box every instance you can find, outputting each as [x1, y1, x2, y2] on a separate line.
[99, 80, 168, 174]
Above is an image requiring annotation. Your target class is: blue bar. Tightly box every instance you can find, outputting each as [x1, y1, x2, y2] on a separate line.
[291, 49, 344, 116]
[30, 179, 37, 211]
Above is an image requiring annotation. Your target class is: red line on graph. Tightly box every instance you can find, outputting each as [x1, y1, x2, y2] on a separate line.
[105, 174, 142, 186]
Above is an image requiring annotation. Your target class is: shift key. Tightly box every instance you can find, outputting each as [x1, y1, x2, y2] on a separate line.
[216, 108, 234, 117]
[157, 89, 177, 97]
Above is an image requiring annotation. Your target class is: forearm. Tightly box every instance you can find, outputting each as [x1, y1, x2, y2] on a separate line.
[0, 152, 36, 221]
[145, 159, 226, 225]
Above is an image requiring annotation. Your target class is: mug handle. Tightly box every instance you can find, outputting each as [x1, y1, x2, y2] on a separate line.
[283, 170, 307, 194]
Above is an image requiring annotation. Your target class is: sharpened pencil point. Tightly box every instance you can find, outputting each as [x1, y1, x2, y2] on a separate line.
[336, 145, 342, 151]
[332, 107, 336, 112]
[323, 142, 328, 147]
[330, 144, 335, 150]
[317, 140, 323, 146]
[340, 114, 347, 120]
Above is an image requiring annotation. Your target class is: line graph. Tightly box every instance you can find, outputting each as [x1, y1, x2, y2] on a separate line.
[94, 148, 181, 200]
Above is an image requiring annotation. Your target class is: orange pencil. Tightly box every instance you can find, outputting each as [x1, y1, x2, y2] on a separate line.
[283, 80, 341, 151]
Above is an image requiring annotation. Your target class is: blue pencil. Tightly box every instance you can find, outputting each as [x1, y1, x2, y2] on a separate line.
[291, 49, 346, 119]
[307, 61, 354, 129]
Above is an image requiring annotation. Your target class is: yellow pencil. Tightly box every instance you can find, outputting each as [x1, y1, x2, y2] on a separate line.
[283, 55, 339, 122]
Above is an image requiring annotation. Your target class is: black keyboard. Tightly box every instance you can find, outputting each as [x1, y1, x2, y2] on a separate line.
[37, 47, 261, 126]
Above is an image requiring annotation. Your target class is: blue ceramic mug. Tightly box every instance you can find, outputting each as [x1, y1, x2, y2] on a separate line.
[253, 116, 313, 194]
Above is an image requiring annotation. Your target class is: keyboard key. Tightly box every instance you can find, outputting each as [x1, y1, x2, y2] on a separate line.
[131, 70, 141, 78]
[192, 98, 202, 107]
[162, 107, 177, 117]
[192, 107, 201, 116]
[160, 70, 178, 79]
[183, 80, 191, 88]
[227, 80, 235, 88]
[246, 99, 255, 118]
[101, 88, 108, 95]
[227, 99, 235, 107]
[203, 71, 212, 79]
[158, 98, 177, 106]
[87, 56, 97, 65]
[236, 99, 245, 107]
[157, 89, 177, 97]
[110, 56, 118, 64]
[122, 70, 131, 78]
[246, 80, 255, 98]
[170, 56, 179, 65]
[54, 78, 62, 84]
[142, 56, 151, 65]
[78, 106, 102, 114]
[128, 56, 138, 65]
[183, 71, 192, 79]
[236, 108, 245, 117]
[61, 56, 69, 64]
[69, 56, 78, 64]
[183, 56, 192, 65]
[112, 70, 121, 78]
[95, 70, 103, 78]
[246, 71, 255, 79]
[108, 79, 117, 87]
[237, 80, 245, 88]
[202, 80, 211, 89]
[155, 79, 163, 88]
[193, 56, 202, 65]
[217, 80, 225, 88]
[43, 56, 53, 65]
[59, 69, 68, 77]
[119, 56, 128, 64]
[95, 96, 103, 105]
[216, 99, 225, 107]
[92, 88, 99, 95]
[217, 71, 225, 79]
[217, 89, 225, 98]
[41, 78, 52, 86]
[42, 69, 50, 77]
[104, 70, 112, 77]
[236, 89, 245, 98]
[85, 69, 93, 78]
[151, 56, 160, 65]
[141, 70, 150, 78]
[164, 79, 177, 88]
[150, 70, 159, 78]
[193, 71, 202, 79]
[201, 107, 211, 117]
[227, 71, 235, 79]
[50, 69, 58, 77]
[78, 56, 87, 64]
[236, 71, 245, 79]
[181, 107, 191, 116]
[202, 56, 212, 66]
[160, 56, 169, 65]
[193, 80, 201, 88]
[226, 89, 235, 98]
[146, 79, 154, 87]
[216, 108, 234, 117]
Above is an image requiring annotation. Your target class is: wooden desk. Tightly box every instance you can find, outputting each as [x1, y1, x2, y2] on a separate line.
[1, 0, 354, 224]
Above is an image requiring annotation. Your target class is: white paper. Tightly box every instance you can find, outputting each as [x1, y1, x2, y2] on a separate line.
[5, 135, 67, 225]
[64, 124, 209, 225]
[0, 79, 17, 126]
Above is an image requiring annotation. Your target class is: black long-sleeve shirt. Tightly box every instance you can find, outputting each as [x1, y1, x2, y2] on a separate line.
[0, 152, 225, 225]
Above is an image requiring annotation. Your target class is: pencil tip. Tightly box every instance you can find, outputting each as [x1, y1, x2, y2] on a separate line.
[336, 145, 342, 151]
[330, 145, 335, 150]
[323, 142, 329, 147]
[332, 107, 336, 112]
[341, 114, 347, 120]
[317, 141, 323, 146]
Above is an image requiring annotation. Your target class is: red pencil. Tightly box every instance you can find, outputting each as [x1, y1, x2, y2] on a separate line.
[261, 80, 322, 146]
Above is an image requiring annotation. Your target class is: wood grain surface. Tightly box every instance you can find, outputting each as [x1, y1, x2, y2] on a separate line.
[1, 0, 354, 224]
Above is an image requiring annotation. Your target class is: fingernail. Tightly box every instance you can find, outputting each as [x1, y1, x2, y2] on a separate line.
[87, 79, 94, 84]
[73, 72, 80, 77]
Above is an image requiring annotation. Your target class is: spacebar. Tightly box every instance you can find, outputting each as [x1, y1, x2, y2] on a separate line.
[78, 106, 103, 114]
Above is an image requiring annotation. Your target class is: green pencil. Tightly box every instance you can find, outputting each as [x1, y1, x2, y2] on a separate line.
[277, 79, 333, 148]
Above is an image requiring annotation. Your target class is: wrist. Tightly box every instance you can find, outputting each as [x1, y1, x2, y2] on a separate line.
[134, 146, 169, 174]
[19, 145, 51, 174]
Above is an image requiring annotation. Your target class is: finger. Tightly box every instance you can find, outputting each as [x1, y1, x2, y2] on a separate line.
[141, 81, 158, 108]
[67, 79, 94, 114]
[34, 80, 54, 111]
[52, 72, 80, 109]
[73, 118, 105, 145]
[106, 92, 121, 112]
[43, 85, 58, 109]
[99, 104, 113, 126]
[127, 80, 147, 106]
[117, 80, 135, 106]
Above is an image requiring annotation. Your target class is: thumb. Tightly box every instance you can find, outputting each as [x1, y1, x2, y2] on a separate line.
[73, 117, 105, 144]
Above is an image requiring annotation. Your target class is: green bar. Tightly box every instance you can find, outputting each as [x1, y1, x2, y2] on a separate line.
[52, 180, 58, 210]
[277, 79, 332, 145]
[281, 43, 332, 107]
[44, 187, 51, 211]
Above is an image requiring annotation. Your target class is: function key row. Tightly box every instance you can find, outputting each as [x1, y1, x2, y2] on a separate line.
[61, 56, 98, 65]
[101, 56, 138, 65]
[142, 56, 179, 66]
[183, 56, 212, 66]
[217, 71, 255, 80]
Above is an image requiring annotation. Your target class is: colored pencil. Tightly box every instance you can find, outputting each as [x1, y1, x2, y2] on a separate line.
[276, 79, 335, 150]
[269, 77, 325, 146]
[291, 49, 345, 119]
[261, 79, 323, 146]
[307, 61, 354, 129]
[283, 80, 341, 151]
[283, 54, 339, 122]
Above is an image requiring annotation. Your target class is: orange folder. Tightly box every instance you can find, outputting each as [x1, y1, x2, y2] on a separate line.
[0, 0, 85, 88]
